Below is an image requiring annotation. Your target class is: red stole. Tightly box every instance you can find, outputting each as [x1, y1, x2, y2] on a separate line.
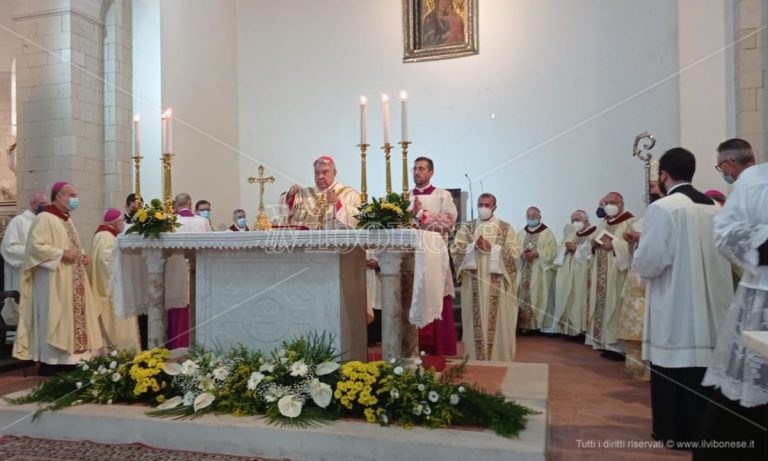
[95, 225, 120, 237]
[606, 211, 634, 226]
[524, 224, 549, 234]
[412, 185, 436, 196]
[42, 204, 69, 221]
[577, 226, 597, 237]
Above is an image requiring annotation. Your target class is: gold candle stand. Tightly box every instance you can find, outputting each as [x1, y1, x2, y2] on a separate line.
[399, 141, 411, 200]
[132, 154, 144, 208]
[359, 143, 370, 203]
[382, 143, 393, 194]
[161, 152, 176, 229]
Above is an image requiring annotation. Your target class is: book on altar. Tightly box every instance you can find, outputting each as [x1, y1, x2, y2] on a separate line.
[593, 229, 616, 244]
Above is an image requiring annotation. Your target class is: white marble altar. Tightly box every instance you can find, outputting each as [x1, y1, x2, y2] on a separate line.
[112, 230, 449, 361]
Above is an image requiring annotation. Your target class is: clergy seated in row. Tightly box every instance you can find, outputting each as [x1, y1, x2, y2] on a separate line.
[88, 209, 140, 352]
[515, 207, 557, 335]
[410, 157, 458, 356]
[451, 193, 519, 361]
[553, 210, 596, 342]
[166, 193, 212, 349]
[587, 192, 635, 360]
[281, 155, 361, 229]
[13, 181, 104, 373]
[1, 192, 48, 325]
[229, 209, 249, 231]
[635, 147, 734, 445]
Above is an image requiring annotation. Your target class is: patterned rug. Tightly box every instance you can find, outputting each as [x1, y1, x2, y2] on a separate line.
[0, 436, 289, 461]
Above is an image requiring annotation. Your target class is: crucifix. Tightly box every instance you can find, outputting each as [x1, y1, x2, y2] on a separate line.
[247, 164, 275, 230]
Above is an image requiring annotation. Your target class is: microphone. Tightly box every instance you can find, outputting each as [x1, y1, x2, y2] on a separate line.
[465, 173, 474, 221]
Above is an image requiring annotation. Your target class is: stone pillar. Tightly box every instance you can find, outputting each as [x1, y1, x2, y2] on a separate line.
[735, 0, 768, 162]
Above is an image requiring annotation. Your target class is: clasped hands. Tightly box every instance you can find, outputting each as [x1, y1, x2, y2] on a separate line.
[62, 249, 90, 265]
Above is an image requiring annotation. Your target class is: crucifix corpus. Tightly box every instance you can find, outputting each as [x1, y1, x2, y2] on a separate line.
[247, 164, 276, 230]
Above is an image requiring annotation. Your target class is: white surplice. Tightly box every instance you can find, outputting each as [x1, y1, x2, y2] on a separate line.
[0, 209, 36, 324]
[166, 213, 212, 309]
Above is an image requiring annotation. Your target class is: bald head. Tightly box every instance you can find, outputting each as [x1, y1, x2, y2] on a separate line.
[526, 207, 541, 220]
[570, 210, 588, 222]
[29, 192, 48, 213]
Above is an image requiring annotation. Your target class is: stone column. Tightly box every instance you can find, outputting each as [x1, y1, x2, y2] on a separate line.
[735, 0, 768, 161]
[378, 249, 418, 362]
[144, 248, 167, 348]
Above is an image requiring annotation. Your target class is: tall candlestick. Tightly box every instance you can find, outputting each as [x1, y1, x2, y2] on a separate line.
[161, 111, 168, 153]
[162, 108, 173, 153]
[133, 115, 141, 155]
[400, 90, 408, 142]
[382, 94, 391, 145]
[360, 96, 368, 145]
[359, 143, 369, 204]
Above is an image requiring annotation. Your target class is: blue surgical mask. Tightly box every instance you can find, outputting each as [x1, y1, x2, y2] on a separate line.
[68, 197, 79, 211]
[721, 172, 735, 185]
[198, 210, 210, 219]
[236, 217, 247, 228]
[527, 219, 540, 228]
[34, 204, 45, 214]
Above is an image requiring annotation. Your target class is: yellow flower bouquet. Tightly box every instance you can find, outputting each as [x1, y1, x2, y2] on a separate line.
[356, 193, 413, 229]
[126, 198, 180, 239]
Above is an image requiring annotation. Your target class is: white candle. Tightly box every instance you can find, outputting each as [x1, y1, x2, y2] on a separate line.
[400, 90, 408, 142]
[360, 96, 368, 145]
[163, 108, 173, 153]
[382, 94, 391, 145]
[161, 111, 168, 153]
[133, 115, 141, 155]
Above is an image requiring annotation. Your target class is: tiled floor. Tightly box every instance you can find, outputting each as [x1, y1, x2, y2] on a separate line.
[0, 337, 693, 461]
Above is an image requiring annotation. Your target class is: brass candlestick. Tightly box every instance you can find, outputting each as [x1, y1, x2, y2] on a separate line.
[247, 164, 276, 230]
[132, 154, 144, 208]
[359, 143, 369, 203]
[399, 141, 411, 200]
[161, 152, 176, 229]
[382, 143, 393, 194]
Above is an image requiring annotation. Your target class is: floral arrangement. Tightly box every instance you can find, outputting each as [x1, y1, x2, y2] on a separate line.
[356, 193, 413, 229]
[9, 334, 537, 437]
[125, 198, 180, 239]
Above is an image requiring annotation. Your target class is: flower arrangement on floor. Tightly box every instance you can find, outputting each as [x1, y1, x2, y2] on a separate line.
[125, 198, 180, 239]
[8, 333, 537, 437]
[356, 193, 413, 229]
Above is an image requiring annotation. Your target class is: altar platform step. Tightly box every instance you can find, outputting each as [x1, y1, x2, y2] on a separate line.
[0, 361, 548, 461]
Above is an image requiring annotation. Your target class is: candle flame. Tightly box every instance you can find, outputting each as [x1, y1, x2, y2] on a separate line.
[163, 108, 173, 118]
[381, 94, 389, 102]
[360, 96, 367, 105]
[400, 90, 407, 100]
[133, 115, 140, 122]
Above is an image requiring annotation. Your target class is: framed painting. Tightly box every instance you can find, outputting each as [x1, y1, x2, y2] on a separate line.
[402, 0, 478, 63]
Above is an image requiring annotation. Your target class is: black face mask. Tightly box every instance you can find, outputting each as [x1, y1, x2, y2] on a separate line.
[649, 193, 662, 203]
[596, 207, 606, 219]
[35, 204, 45, 214]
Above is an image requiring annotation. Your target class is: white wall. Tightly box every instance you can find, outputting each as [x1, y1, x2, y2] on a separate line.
[0, 0, 14, 72]
[236, 0, 681, 233]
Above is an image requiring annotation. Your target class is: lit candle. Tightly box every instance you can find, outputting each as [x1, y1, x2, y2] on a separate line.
[360, 96, 368, 145]
[382, 94, 391, 145]
[400, 90, 408, 142]
[133, 115, 141, 155]
[162, 109, 173, 153]
[161, 111, 168, 153]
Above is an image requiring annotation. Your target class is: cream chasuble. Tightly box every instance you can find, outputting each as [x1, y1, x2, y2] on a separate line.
[451, 217, 519, 361]
[553, 226, 597, 336]
[88, 229, 140, 352]
[13, 208, 104, 363]
[283, 182, 361, 229]
[515, 225, 557, 330]
[587, 211, 636, 350]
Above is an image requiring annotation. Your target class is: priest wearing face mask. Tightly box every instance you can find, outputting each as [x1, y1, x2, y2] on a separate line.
[515, 207, 557, 334]
[228, 209, 249, 232]
[451, 193, 520, 360]
[553, 210, 596, 340]
[587, 192, 635, 358]
[13, 181, 105, 372]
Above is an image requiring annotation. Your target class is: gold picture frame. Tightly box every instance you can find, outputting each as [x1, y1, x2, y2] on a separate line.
[402, 0, 478, 63]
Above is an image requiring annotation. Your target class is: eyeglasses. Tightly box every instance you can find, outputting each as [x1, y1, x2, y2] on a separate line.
[715, 160, 729, 172]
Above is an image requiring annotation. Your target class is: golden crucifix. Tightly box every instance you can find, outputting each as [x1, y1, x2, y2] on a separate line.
[247, 164, 275, 230]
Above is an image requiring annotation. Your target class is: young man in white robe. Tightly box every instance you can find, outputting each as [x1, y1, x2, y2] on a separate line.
[587, 191, 635, 358]
[634, 148, 733, 445]
[13, 181, 104, 374]
[1, 192, 47, 324]
[553, 210, 596, 340]
[281, 155, 361, 229]
[451, 193, 519, 360]
[516, 207, 557, 334]
[87, 209, 140, 352]
[696, 138, 766, 461]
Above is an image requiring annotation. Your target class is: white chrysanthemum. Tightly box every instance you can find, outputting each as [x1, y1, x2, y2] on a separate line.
[212, 367, 229, 381]
[458, 386, 466, 393]
[419, 351, 426, 357]
[414, 358, 423, 366]
[417, 384, 425, 392]
[111, 372, 121, 382]
[389, 358, 397, 364]
[180, 360, 200, 376]
[380, 413, 389, 425]
[428, 391, 439, 402]
[247, 372, 265, 390]
[182, 391, 196, 407]
[449, 394, 460, 405]
[390, 388, 400, 399]
[81, 364, 89, 371]
[289, 360, 308, 377]
[309, 379, 332, 408]
[412, 404, 423, 416]
[423, 404, 432, 416]
[277, 394, 303, 418]
[97, 365, 107, 375]
[393, 366, 404, 375]
[109, 361, 117, 369]
[259, 362, 275, 373]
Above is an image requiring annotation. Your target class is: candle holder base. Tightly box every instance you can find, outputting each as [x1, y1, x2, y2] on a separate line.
[255, 211, 273, 231]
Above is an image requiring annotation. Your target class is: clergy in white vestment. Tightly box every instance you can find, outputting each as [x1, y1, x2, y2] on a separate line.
[165, 193, 213, 349]
[553, 210, 597, 339]
[13, 181, 105, 368]
[697, 139, 766, 461]
[587, 192, 635, 356]
[1, 191, 48, 324]
[634, 148, 733, 445]
[409, 156, 458, 356]
[281, 155, 361, 229]
[87, 209, 140, 352]
[515, 207, 557, 333]
[451, 193, 520, 360]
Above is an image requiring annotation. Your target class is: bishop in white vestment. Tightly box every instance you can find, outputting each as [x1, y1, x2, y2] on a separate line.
[634, 148, 733, 445]
[516, 207, 557, 333]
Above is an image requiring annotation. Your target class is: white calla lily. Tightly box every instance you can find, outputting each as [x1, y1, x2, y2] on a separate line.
[277, 394, 303, 418]
[193, 392, 215, 412]
[157, 396, 183, 410]
[162, 362, 182, 376]
[309, 379, 332, 408]
[315, 361, 340, 376]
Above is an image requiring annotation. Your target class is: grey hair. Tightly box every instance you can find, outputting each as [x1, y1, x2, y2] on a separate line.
[717, 138, 755, 165]
[174, 192, 192, 209]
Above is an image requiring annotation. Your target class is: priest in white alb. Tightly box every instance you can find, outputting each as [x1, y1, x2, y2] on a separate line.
[553, 210, 596, 339]
[13, 181, 104, 370]
[282, 155, 361, 229]
[516, 207, 557, 333]
[634, 148, 733, 445]
[451, 193, 519, 360]
[1, 191, 47, 324]
[88, 209, 140, 352]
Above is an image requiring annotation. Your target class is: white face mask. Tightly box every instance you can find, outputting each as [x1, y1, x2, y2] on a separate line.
[604, 204, 619, 217]
[571, 221, 585, 232]
[478, 207, 493, 221]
